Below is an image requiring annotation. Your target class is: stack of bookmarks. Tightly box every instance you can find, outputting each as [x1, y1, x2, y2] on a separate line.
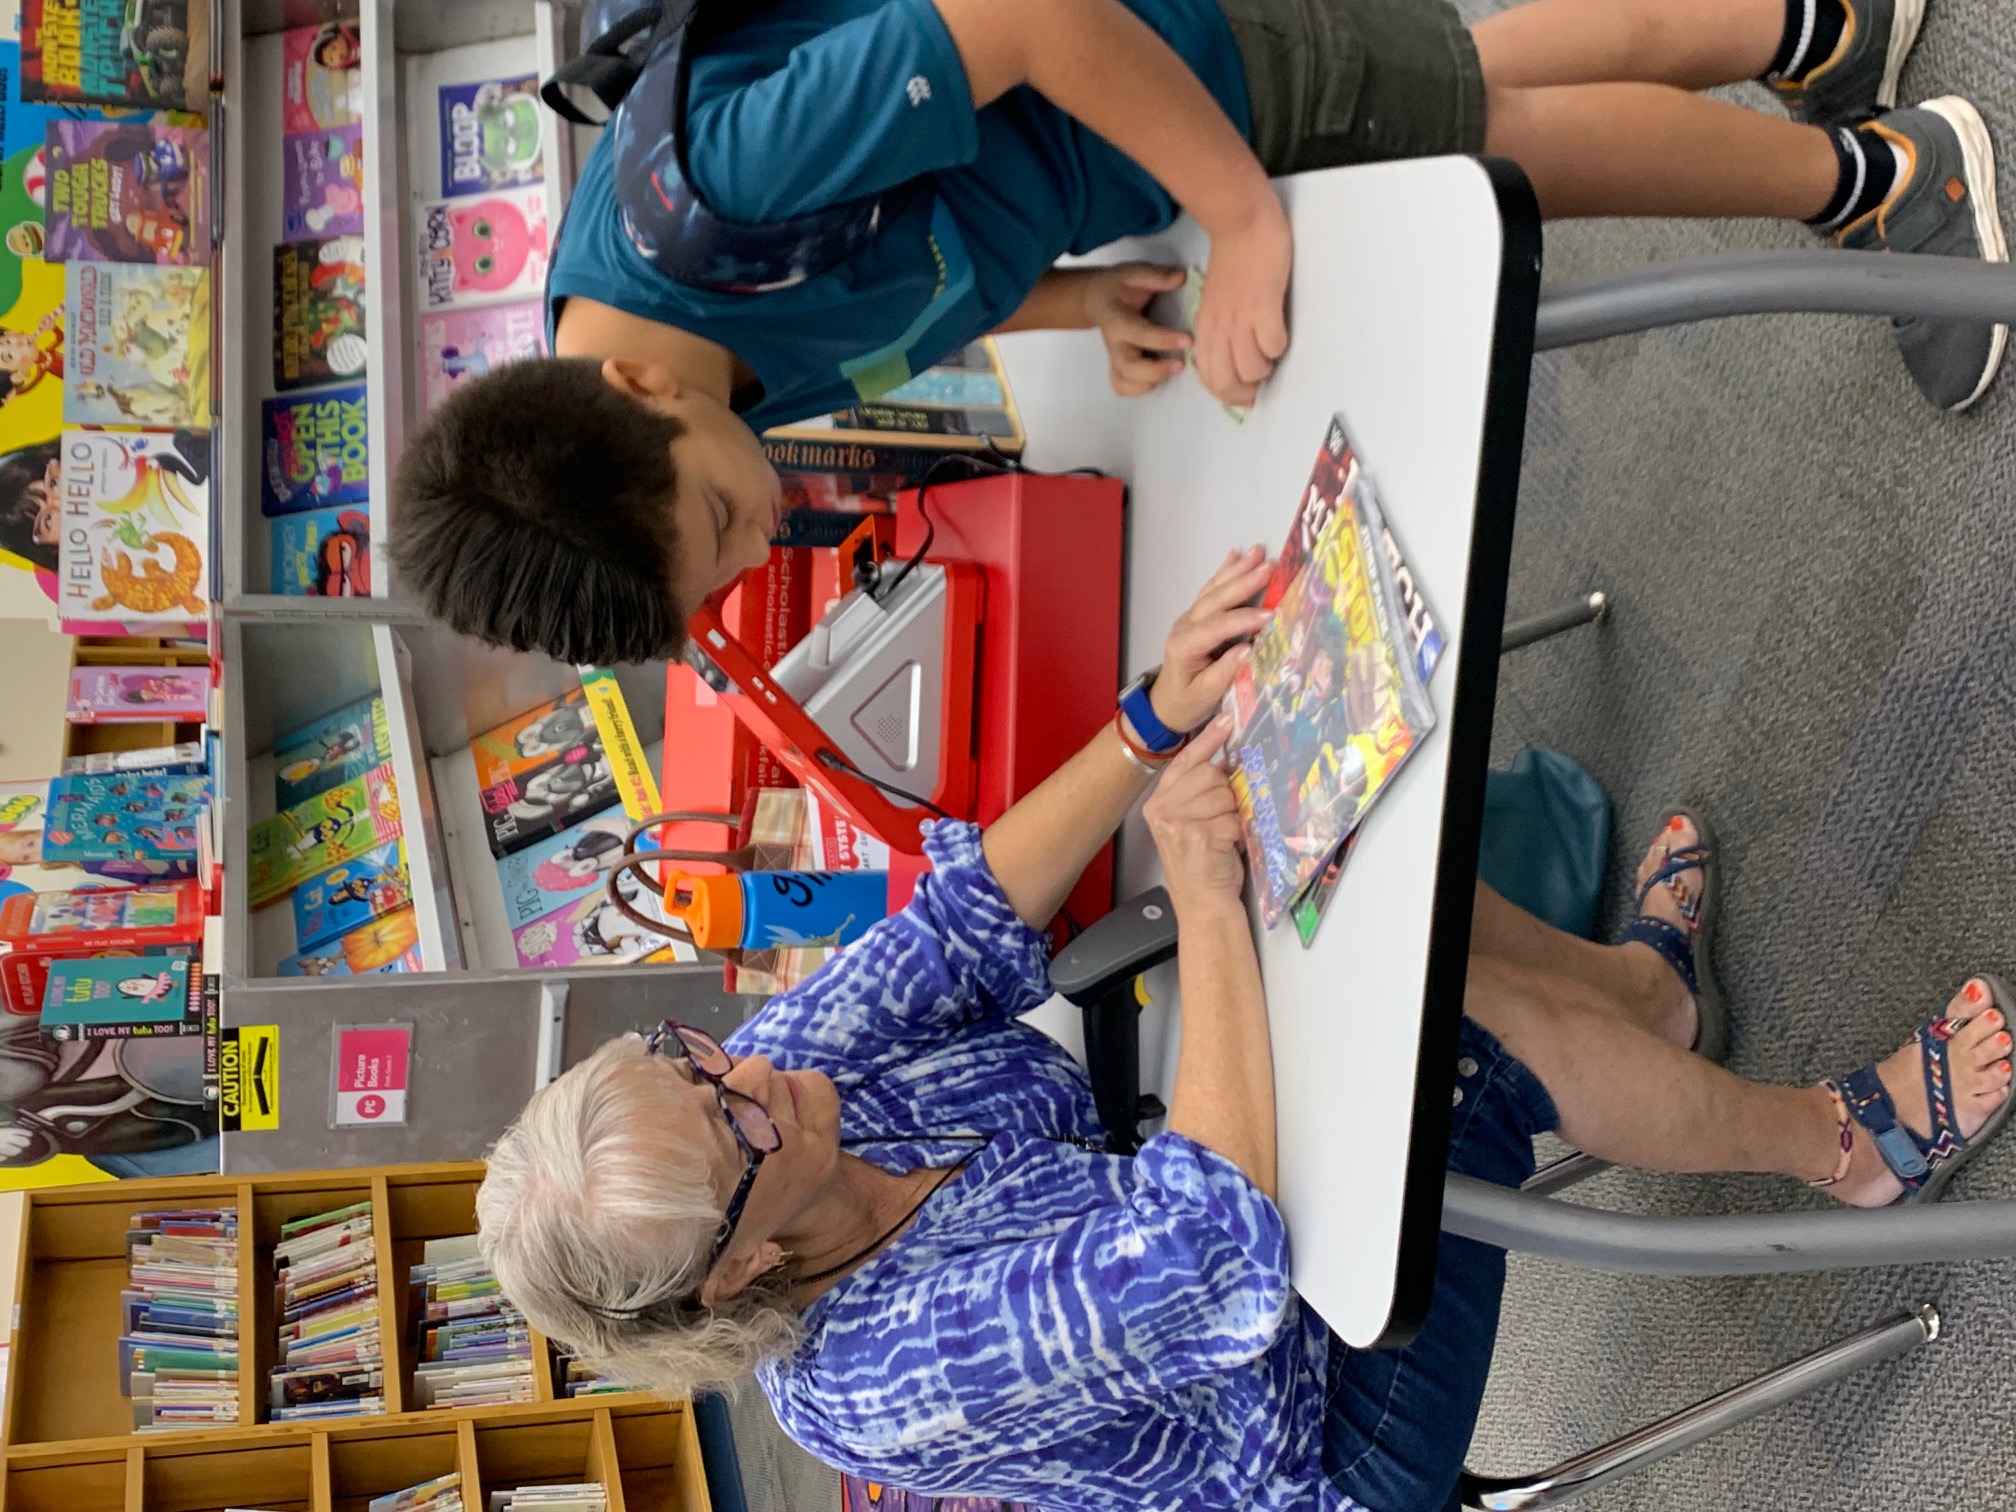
[409, 1234, 535, 1408]
[121, 1205, 239, 1429]
[268, 1199, 386, 1419]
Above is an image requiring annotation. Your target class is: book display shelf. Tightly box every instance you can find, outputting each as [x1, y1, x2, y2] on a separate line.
[0, 1162, 712, 1512]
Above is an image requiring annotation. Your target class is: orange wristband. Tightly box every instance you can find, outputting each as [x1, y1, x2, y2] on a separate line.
[1113, 708, 1179, 771]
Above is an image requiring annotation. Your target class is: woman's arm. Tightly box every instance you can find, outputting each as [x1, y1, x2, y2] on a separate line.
[982, 548, 1271, 928]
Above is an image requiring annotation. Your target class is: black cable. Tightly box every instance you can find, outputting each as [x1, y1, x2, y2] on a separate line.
[816, 747, 952, 819]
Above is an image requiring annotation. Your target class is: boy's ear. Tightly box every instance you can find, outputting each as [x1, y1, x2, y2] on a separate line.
[601, 356, 681, 408]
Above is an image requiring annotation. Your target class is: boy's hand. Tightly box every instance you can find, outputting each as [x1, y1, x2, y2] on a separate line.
[1194, 199, 1292, 410]
[1083, 263, 1191, 397]
[1148, 546, 1273, 734]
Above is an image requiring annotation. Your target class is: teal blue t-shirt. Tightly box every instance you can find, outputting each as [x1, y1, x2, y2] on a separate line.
[545, 0, 1251, 430]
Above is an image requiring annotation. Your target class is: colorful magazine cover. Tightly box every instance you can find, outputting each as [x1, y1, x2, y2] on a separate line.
[414, 184, 547, 311]
[40, 769, 208, 874]
[493, 812, 634, 931]
[273, 235, 365, 390]
[468, 690, 594, 790]
[481, 745, 618, 859]
[272, 505, 368, 596]
[437, 73, 542, 196]
[260, 382, 367, 515]
[1224, 421, 1436, 928]
[67, 664, 207, 722]
[416, 300, 543, 415]
[245, 762, 400, 909]
[274, 695, 390, 808]
[51, 427, 210, 628]
[63, 260, 210, 428]
[293, 840, 409, 950]
[40, 954, 194, 1039]
[21, 0, 208, 110]
[280, 21, 361, 134]
[278, 906, 420, 976]
[44, 119, 209, 265]
[281, 124, 363, 242]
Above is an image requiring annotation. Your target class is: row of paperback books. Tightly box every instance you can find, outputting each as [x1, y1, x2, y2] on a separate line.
[408, 1235, 536, 1410]
[491, 1486, 609, 1512]
[270, 1199, 387, 1420]
[119, 1205, 239, 1430]
[373, 1473, 464, 1512]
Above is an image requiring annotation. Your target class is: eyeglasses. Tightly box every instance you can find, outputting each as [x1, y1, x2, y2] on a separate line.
[644, 1021, 782, 1275]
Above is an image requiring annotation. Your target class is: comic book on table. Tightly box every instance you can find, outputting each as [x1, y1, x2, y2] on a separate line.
[44, 119, 211, 265]
[1223, 415, 1437, 929]
[41, 768, 209, 873]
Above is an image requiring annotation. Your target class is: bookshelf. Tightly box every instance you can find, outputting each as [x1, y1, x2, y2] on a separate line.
[0, 1161, 712, 1512]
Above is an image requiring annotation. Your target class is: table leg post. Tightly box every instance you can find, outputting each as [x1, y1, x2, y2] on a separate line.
[1459, 1306, 1939, 1510]
[1501, 592, 1609, 653]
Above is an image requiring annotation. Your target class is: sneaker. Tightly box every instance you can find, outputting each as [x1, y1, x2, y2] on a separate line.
[1768, 0, 1926, 125]
[1837, 98, 2009, 412]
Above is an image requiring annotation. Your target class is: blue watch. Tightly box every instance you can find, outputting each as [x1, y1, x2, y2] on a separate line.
[1117, 669, 1186, 755]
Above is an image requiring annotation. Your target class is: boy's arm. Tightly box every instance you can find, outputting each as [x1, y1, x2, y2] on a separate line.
[934, 0, 1290, 407]
[994, 264, 1194, 397]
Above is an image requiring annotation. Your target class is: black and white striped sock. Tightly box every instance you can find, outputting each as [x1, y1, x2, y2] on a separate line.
[1808, 124, 1907, 231]
[1766, 0, 1848, 83]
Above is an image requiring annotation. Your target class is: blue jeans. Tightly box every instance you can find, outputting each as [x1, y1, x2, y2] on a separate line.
[1321, 1017, 1562, 1512]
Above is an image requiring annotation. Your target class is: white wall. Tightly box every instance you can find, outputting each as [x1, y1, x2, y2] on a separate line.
[0, 616, 68, 782]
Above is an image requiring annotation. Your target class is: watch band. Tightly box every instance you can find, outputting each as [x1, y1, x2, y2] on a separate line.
[1112, 710, 1172, 774]
[1118, 672, 1185, 754]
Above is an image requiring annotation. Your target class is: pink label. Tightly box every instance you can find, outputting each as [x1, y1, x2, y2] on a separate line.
[332, 1025, 410, 1125]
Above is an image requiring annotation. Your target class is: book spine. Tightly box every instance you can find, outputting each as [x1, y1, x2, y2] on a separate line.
[47, 1018, 206, 1042]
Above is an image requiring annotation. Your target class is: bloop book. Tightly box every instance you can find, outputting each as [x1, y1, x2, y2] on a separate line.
[437, 73, 543, 195]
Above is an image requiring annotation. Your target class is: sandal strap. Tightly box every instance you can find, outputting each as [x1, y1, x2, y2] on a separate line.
[1838, 1059, 1940, 1191]
[1915, 1017, 1968, 1165]
[1619, 913, 1698, 996]
[1634, 844, 1709, 920]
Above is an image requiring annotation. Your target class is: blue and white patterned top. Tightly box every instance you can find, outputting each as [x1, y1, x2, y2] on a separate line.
[726, 822, 1354, 1512]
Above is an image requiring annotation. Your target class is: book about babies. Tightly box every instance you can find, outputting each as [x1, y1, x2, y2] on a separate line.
[1224, 417, 1436, 928]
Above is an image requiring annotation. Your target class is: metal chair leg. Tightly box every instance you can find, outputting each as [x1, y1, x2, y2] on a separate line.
[1460, 1306, 1939, 1510]
[1502, 592, 1609, 653]
[1520, 1150, 1609, 1195]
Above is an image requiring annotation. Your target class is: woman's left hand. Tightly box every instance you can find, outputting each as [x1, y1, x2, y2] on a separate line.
[1149, 546, 1274, 734]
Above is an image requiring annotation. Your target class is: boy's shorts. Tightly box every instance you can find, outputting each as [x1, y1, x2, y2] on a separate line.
[1221, 0, 1486, 174]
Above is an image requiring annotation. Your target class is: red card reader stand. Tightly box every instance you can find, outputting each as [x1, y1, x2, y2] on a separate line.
[677, 470, 1125, 930]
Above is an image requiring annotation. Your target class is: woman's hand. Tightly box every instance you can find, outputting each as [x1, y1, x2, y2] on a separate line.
[1083, 263, 1191, 397]
[1193, 199, 1291, 409]
[1143, 716, 1247, 913]
[1148, 546, 1274, 735]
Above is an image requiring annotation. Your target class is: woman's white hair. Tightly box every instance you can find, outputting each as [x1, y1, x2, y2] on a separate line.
[475, 1034, 802, 1395]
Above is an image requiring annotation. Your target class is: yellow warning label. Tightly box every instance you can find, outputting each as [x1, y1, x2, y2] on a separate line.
[218, 1025, 280, 1132]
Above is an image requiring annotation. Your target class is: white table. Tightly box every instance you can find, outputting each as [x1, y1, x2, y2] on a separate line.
[1000, 156, 1540, 1348]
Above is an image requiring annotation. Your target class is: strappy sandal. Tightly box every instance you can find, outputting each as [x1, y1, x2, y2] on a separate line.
[1618, 807, 1728, 1064]
[1811, 975, 2016, 1205]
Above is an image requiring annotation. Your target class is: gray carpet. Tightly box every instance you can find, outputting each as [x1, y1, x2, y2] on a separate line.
[1465, 10, 2016, 1507]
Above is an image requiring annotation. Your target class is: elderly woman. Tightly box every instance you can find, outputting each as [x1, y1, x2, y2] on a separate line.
[478, 550, 2013, 1512]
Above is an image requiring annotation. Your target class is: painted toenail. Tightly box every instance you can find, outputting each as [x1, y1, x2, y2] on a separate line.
[1966, 981, 1985, 1004]
[2000, 1032, 2009, 1047]
[1669, 817, 1684, 831]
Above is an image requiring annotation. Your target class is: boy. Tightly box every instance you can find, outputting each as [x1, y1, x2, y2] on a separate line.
[393, 0, 2005, 669]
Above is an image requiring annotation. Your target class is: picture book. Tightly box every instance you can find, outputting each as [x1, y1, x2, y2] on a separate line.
[1223, 420, 1437, 928]
[281, 21, 362, 134]
[278, 906, 420, 976]
[63, 739, 204, 775]
[281, 125, 364, 242]
[260, 383, 367, 515]
[468, 689, 594, 791]
[21, 0, 208, 110]
[0, 878, 204, 1013]
[272, 235, 366, 390]
[274, 696, 391, 808]
[39, 953, 195, 1039]
[63, 261, 210, 429]
[52, 427, 211, 629]
[67, 664, 207, 722]
[44, 119, 210, 265]
[481, 745, 618, 859]
[272, 505, 369, 596]
[293, 840, 409, 950]
[416, 300, 543, 415]
[511, 884, 676, 971]
[437, 73, 542, 195]
[245, 762, 400, 909]
[414, 185, 547, 311]
[493, 812, 634, 931]
[41, 768, 207, 870]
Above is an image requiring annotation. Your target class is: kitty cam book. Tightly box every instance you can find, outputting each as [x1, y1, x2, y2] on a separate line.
[468, 690, 595, 790]
[416, 300, 543, 415]
[272, 506, 369, 596]
[273, 695, 390, 807]
[282, 124, 364, 241]
[281, 21, 362, 133]
[260, 383, 367, 515]
[493, 813, 632, 931]
[52, 427, 211, 630]
[44, 119, 211, 264]
[414, 185, 547, 311]
[278, 906, 420, 976]
[245, 762, 400, 909]
[40, 953, 196, 1039]
[293, 840, 409, 951]
[437, 73, 543, 195]
[63, 261, 212, 429]
[22, 0, 209, 110]
[67, 665, 208, 722]
[273, 236, 366, 390]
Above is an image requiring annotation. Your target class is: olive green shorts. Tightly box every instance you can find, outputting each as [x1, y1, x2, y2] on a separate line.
[1221, 0, 1487, 174]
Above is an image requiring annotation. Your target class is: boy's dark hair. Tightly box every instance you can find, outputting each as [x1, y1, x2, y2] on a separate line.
[0, 439, 59, 571]
[391, 357, 689, 666]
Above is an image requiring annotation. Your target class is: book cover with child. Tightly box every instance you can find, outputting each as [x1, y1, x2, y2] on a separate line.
[280, 21, 362, 134]
[246, 762, 399, 908]
[293, 840, 409, 951]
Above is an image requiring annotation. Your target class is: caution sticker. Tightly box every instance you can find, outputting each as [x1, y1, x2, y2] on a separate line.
[218, 1025, 280, 1132]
